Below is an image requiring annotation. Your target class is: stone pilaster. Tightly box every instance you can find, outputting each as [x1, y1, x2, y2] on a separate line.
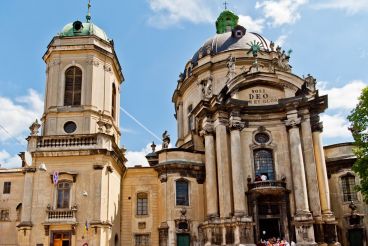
[229, 113, 246, 217]
[300, 112, 322, 220]
[17, 167, 36, 246]
[285, 110, 316, 245]
[214, 112, 232, 218]
[200, 117, 219, 219]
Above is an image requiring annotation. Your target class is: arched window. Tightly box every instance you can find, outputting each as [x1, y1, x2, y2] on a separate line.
[16, 203, 22, 221]
[176, 179, 189, 206]
[112, 84, 117, 120]
[57, 181, 71, 209]
[187, 105, 193, 133]
[64, 66, 82, 106]
[137, 193, 148, 215]
[254, 149, 275, 180]
[341, 174, 358, 202]
[114, 234, 119, 246]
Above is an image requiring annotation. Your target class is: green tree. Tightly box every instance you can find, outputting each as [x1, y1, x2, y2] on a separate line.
[347, 86, 368, 201]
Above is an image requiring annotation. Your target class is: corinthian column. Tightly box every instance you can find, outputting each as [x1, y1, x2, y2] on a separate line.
[286, 110, 316, 245]
[311, 114, 333, 219]
[300, 112, 322, 219]
[214, 112, 232, 218]
[200, 117, 219, 219]
[285, 113, 310, 215]
[229, 113, 246, 217]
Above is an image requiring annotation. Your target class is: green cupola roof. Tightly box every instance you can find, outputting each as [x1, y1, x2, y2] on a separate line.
[215, 10, 239, 34]
[60, 21, 109, 42]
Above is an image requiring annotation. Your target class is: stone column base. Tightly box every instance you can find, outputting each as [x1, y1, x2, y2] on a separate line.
[294, 213, 317, 246]
[199, 216, 254, 246]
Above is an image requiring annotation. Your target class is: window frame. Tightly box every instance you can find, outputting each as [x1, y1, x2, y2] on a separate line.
[3, 181, 11, 194]
[253, 148, 275, 181]
[64, 66, 82, 106]
[56, 181, 72, 209]
[187, 104, 193, 133]
[134, 233, 150, 246]
[0, 209, 10, 221]
[341, 174, 358, 202]
[175, 179, 190, 206]
[136, 192, 148, 216]
[112, 83, 117, 120]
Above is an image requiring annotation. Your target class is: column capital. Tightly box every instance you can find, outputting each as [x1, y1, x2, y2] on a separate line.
[200, 118, 215, 136]
[229, 116, 246, 131]
[311, 114, 323, 132]
[285, 117, 301, 128]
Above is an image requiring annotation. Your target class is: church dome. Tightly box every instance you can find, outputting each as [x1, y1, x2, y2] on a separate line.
[60, 20, 109, 42]
[191, 10, 272, 65]
[191, 30, 271, 64]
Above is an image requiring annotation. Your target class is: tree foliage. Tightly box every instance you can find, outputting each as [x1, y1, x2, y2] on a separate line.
[347, 86, 368, 201]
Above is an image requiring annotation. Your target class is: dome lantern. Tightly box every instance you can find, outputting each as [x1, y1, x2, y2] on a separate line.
[215, 10, 239, 34]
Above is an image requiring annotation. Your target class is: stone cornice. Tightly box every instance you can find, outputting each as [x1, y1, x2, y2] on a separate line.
[154, 161, 205, 184]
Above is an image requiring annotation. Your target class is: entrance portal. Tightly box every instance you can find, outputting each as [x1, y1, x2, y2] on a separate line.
[348, 229, 364, 246]
[52, 232, 71, 246]
[259, 219, 281, 240]
[177, 234, 190, 246]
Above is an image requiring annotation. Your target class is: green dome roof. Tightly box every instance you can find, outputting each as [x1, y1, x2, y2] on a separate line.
[60, 21, 109, 42]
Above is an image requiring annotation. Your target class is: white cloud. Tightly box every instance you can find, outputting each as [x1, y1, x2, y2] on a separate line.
[148, 0, 215, 27]
[255, 0, 308, 26]
[125, 143, 164, 167]
[318, 80, 367, 110]
[0, 89, 43, 143]
[321, 114, 351, 138]
[275, 35, 287, 47]
[238, 15, 265, 33]
[314, 0, 368, 14]
[0, 150, 21, 169]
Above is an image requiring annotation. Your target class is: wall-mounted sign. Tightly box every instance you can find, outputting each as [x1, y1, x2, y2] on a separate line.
[235, 86, 284, 106]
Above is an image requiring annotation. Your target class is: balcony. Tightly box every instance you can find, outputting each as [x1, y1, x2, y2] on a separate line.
[45, 207, 77, 224]
[247, 180, 287, 195]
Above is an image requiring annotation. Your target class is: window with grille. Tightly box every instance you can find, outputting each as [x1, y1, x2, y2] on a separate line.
[341, 174, 358, 202]
[64, 66, 82, 106]
[176, 180, 189, 206]
[135, 234, 150, 246]
[137, 193, 148, 215]
[0, 209, 9, 221]
[254, 149, 275, 180]
[57, 182, 71, 209]
[112, 84, 117, 120]
[3, 182, 11, 194]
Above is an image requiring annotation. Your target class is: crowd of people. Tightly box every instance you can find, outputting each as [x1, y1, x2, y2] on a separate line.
[257, 237, 295, 246]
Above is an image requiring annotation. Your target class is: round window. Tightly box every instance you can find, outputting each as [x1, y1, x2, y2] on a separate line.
[63, 121, 77, 133]
[255, 132, 270, 144]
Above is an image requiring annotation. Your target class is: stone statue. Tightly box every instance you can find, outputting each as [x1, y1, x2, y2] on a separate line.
[29, 119, 41, 136]
[162, 131, 170, 149]
[199, 77, 213, 99]
[304, 74, 317, 93]
[226, 54, 236, 81]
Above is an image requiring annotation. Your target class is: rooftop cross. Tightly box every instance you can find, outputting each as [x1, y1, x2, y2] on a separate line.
[223, 1, 228, 10]
[86, 0, 92, 23]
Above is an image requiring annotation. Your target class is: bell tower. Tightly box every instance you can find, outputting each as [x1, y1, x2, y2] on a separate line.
[42, 14, 124, 144]
[17, 5, 126, 245]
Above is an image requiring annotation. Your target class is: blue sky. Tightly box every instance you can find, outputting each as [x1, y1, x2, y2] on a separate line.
[0, 0, 367, 167]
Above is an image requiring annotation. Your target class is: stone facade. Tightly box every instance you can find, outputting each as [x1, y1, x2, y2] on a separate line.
[0, 9, 368, 246]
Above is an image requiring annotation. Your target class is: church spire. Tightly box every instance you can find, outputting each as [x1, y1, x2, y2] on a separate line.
[86, 0, 92, 23]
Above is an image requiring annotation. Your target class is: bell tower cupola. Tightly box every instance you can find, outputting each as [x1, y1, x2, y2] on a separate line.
[41, 3, 124, 144]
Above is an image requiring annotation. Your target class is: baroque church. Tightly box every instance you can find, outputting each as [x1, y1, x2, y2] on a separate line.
[0, 6, 367, 246]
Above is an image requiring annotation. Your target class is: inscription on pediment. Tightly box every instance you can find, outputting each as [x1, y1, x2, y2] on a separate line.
[234, 86, 285, 106]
